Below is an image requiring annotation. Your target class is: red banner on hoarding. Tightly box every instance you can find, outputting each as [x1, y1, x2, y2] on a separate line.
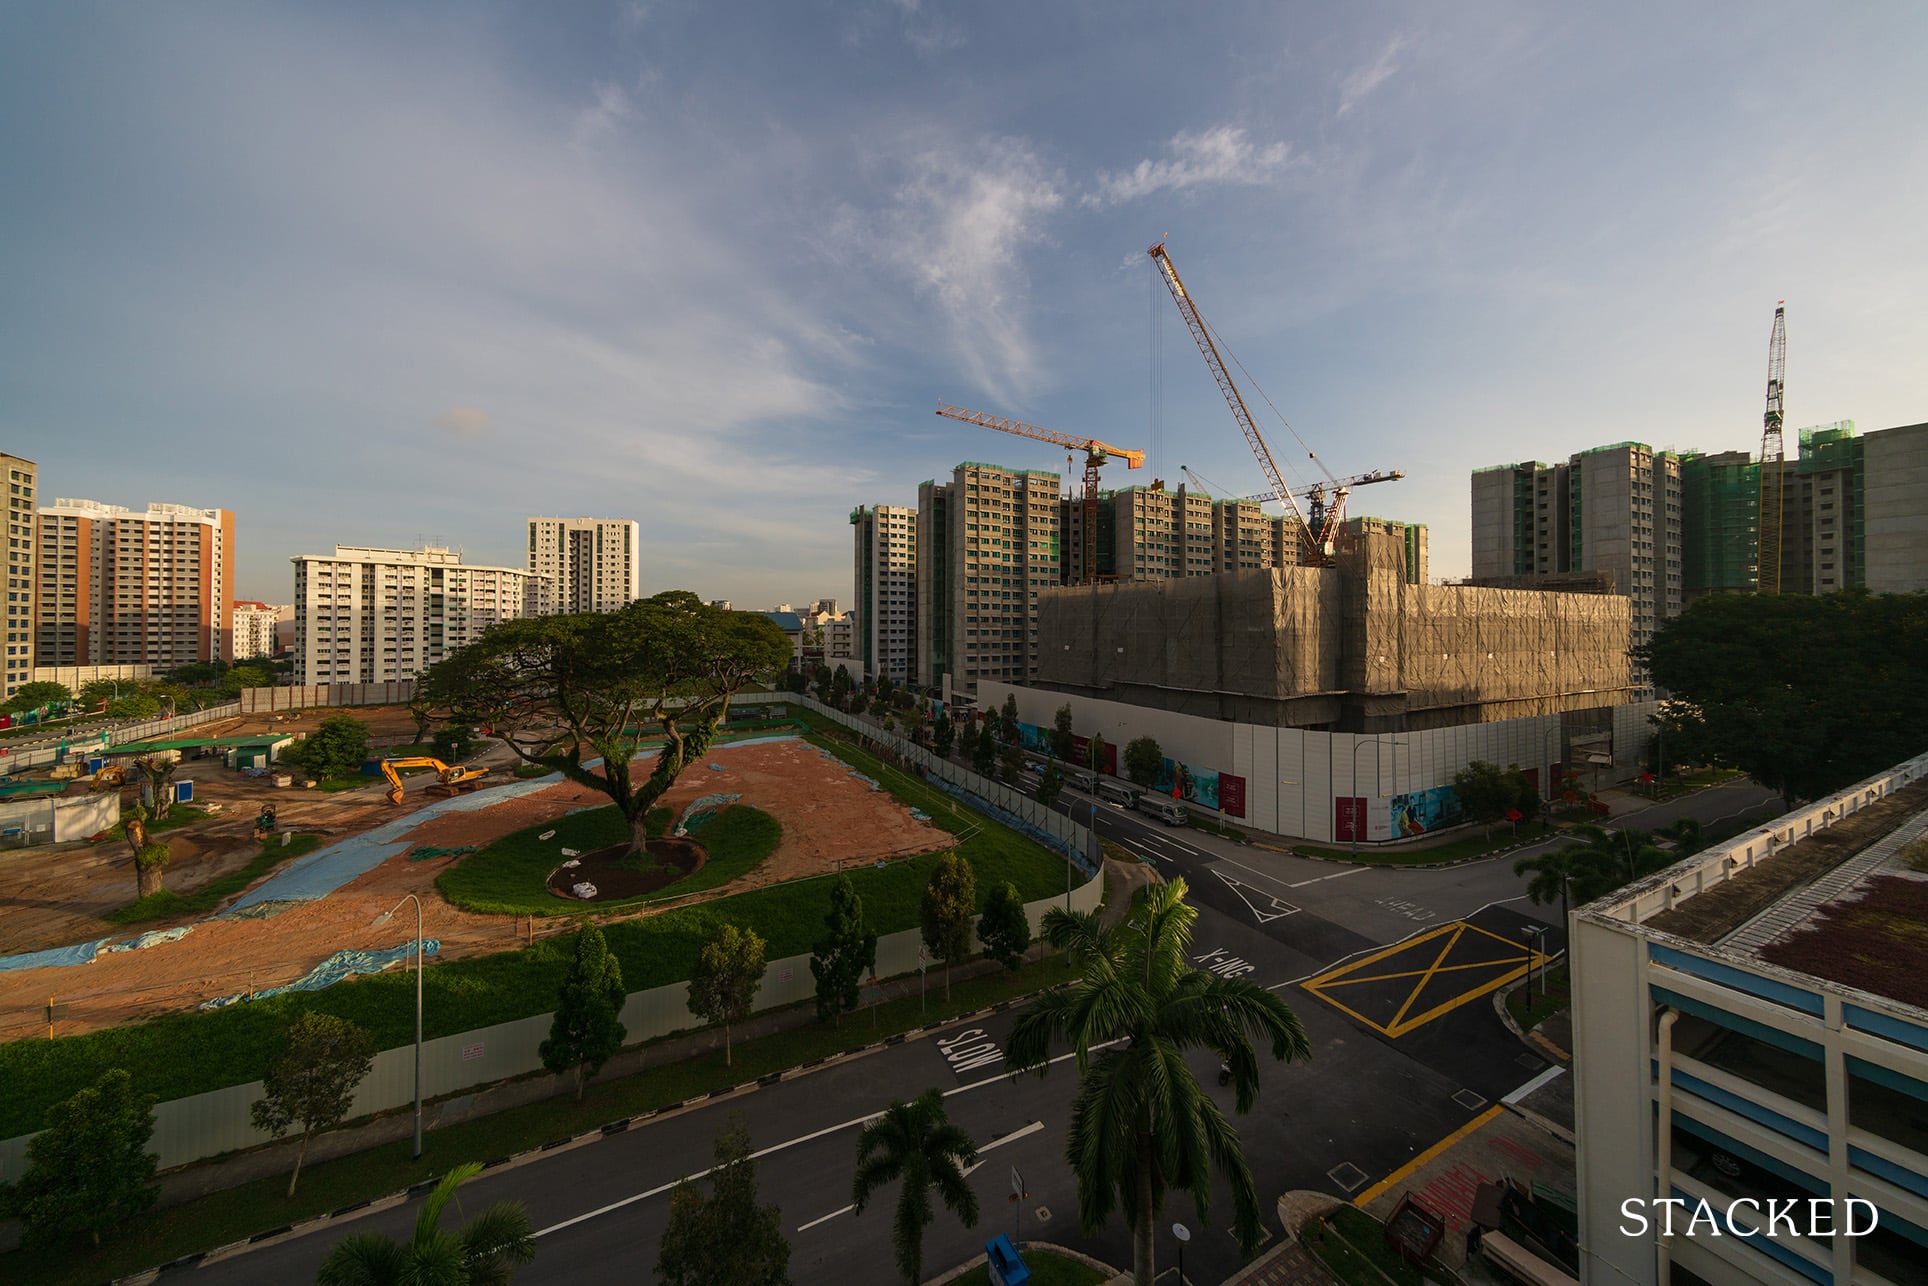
[1334, 796, 1367, 842]
[1219, 773, 1246, 818]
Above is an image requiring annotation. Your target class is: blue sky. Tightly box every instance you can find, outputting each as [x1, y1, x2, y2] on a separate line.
[5, 2, 1924, 606]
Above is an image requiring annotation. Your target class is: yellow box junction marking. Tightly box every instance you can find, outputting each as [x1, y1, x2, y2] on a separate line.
[1302, 922, 1544, 1038]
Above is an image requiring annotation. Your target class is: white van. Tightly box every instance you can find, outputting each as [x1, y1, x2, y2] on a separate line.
[1134, 794, 1189, 826]
[1097, 780, 1138, 807]
[1064, 768, 1098, 793]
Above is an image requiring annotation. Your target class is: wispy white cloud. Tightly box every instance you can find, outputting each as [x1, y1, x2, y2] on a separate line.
[841, 0, 965, 57]
[1083, 126, 1292, 208]
[570, 81, 633, 146]
[1337, 33, 1408, 118]
[841, 136, 1064, 399]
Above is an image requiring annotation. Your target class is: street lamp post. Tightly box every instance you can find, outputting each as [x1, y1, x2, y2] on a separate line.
[1349, 738, 1374, 857]
[1172, 1222, 1191, 1285]
[373, 893, 425, 1159]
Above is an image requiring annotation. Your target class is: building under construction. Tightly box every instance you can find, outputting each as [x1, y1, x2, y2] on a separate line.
[1035, 518, 1633, 732]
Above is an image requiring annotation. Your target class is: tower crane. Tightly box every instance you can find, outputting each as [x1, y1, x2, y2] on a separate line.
[1179, 465, 1407, 523]
[936, 404, 1145, 585]
[1756, 303, 1788, 595]
[1149, 240, 1402, 562]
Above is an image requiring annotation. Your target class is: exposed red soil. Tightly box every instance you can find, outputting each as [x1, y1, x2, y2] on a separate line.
[0, 729, 949, 1040]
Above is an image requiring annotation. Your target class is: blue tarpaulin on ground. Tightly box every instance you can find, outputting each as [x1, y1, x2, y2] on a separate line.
[199, 940, 441, 1009]
[0, 939, 106, 972]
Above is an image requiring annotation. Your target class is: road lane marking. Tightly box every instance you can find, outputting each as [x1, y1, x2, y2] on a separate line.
[798, 1122, 1048, 1230]
[1300, 920, 1543, 1038]
[1211, 870, 1298, 924]
[1287, 866, 1368, 888]
[1502, 1065, 1567, 1105]
[1269, 895, 1531, 990]
[1352, 1106, 1504, 1209]
[539, 1042, 1118, 1239]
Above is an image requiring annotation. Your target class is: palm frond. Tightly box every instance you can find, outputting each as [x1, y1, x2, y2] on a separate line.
[460, 1202, 538, 1286]
[316, 1231, 408, 1286]
[415, 1161, 482, 1249]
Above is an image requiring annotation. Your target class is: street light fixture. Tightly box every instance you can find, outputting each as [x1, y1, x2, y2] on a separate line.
[372, 893, 425, 1160]
[1172, 1222, 1191, 1285]
[1520, 925, 1549, 998]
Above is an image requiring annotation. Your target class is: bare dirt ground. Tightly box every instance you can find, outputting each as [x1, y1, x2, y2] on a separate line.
[0, 726, 948, 1040]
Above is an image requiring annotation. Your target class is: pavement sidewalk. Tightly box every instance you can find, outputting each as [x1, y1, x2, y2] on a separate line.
[151, 949, 1041, 1208]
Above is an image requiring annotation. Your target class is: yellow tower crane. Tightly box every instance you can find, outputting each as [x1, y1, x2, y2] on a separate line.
[935, 404, 1145, 584]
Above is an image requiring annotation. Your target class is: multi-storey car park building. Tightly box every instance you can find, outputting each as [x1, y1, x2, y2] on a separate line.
[914, 463, 1061, 694]
[850, 505, 916, 685]
[291, 546, 544, 685]
[525, 516, 640, 614]
[1572, 752, 1928, 1286]
[2, 453, 37, 699]
[35, 498, 235, 668]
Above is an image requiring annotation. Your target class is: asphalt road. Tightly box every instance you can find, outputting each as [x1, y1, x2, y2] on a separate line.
[197, 773, 1783, 1285]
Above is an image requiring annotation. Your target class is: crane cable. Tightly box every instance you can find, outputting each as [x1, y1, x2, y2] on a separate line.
[1195, 308, 1338, 488]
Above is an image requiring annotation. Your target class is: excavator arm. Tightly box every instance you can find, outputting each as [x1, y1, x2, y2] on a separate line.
[381, 757, 488, 805]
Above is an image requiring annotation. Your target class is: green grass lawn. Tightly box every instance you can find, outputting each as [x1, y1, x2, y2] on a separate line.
[950, 1249, 1108, 1286]
[0, 955, 1073, 1286]
[104, 834, 323, 926]
[1302, 1206, 1460, 1286]
[0, 725, 1075, 1138]
[1508, 963, 1571, 1031]
[437, 804, 768, 916]
[1292, 825, 1544, 866]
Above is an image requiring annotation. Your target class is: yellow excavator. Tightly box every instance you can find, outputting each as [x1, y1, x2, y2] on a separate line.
[380, 757, 488, 805]
[92, 764, 127, 791]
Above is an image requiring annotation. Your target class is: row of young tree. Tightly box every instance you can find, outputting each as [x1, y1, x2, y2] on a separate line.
[660, 875, 1314, 1286]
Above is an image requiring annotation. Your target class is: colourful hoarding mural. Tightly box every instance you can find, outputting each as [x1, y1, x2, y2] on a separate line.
[1151, 758, 1219, 810]
[1389, 785, 1462, 837]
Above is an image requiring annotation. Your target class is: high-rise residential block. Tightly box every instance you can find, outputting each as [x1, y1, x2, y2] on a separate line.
[231, 601, 287, 661]
[1864, 421, 1928, 593]
[1679, 450, 1759, 601]
[35, 498, 235, 668]
[2, 453, 37, 699]
[291, 546, 542, 685]
[1471, 443, 1682, 652]
[525, 517, 640, 614]
[915, 463, 1061, 694]
[850, 504, 916, 684]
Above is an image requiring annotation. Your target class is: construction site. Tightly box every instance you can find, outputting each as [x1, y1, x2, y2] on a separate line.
[1034, 518, 1634, 732]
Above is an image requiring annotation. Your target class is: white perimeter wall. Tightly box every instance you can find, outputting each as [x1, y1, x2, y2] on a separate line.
[982, 681, 1655, 844]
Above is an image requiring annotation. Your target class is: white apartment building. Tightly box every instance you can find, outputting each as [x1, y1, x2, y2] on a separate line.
[3, 453, 37, 698]
[231, 600, 287, 661]
[851, 504, 917, 684]
[291, 546, 543, 685]
[526, 517, 640, 614]
[36, 498, 235, 668]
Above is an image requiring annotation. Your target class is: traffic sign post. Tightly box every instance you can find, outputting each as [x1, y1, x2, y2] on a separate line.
[1009, 1166, 1028, 1245]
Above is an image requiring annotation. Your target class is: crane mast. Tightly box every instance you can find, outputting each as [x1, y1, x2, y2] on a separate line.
[934, 404, 1144, 585]
[1146, 243, 1317, 547]
[1756, 304, 1788, 594]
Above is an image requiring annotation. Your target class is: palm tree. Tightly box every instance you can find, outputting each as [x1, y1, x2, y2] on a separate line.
[317, 1162, 535, 1286]
[850, 1089, 980, 1285]
[1006, 879, 1312, 1286]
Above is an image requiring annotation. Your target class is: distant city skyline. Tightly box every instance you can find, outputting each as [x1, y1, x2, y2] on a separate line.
[6, 4, 1925, 605]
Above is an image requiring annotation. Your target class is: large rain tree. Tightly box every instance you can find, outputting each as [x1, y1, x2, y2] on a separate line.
[1007, 879, 1312, 1286]
[1636, 591, 1928, 805]
[420, 591, 791, 859]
